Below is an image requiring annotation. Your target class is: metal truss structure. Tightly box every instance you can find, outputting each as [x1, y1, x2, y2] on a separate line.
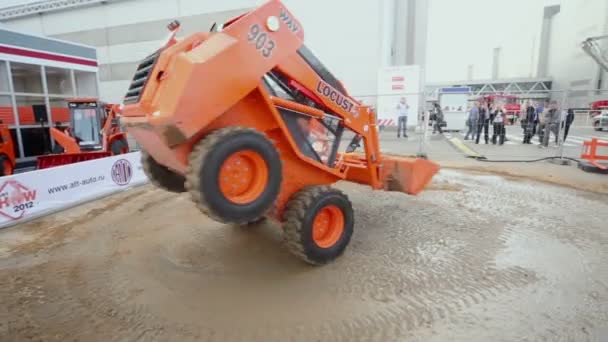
[0, 0, 123, 21]
[426, 77, 553, 101]
[582, 35, 608, 73]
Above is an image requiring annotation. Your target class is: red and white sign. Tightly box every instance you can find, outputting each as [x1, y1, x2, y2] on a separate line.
[0, 152, 147, 228]
[0, 180, 37, 220]
[376, 65, 421, 127]
[376, 119, 395, 126]
[111, 159, 133, 186]
[0, 44, 97, 68]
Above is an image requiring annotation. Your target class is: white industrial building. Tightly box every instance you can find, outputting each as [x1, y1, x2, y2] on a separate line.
[1, 0, 606, 108]
[0, 24, 98, 162]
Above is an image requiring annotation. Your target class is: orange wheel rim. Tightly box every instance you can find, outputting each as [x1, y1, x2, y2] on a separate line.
[218, 150, 268, 204]
[3, 160, 12, 176]
[312, 205, 345, 248]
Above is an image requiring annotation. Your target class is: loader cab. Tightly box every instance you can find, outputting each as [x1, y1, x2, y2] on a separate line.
[263, 73, 348, 168]
[67, 100, 104, 151]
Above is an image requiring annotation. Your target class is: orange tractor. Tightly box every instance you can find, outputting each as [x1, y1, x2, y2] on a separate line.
[37, 99, 129, 169]
[121, 1, 439, 264]
[0, 121, 16, 176]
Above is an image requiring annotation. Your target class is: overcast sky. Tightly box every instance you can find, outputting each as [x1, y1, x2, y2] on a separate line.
[425, 0, 554, 82]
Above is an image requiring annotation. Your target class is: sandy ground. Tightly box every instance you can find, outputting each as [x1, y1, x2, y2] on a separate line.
[372, 128, 608, 194]
[440, 160, 608, 194]
[1, 170, 608, 341]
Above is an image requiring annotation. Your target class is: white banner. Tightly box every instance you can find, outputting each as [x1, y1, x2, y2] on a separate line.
[0, 152, 147, 228]
[376, 65, 421, 127]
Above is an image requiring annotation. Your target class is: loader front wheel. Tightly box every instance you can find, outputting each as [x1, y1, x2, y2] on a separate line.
[141, 151, 185, 193]
[186, 127, 282, 224]
[283, 186, 354, 265]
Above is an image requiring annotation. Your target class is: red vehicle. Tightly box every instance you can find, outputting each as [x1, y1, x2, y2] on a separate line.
[0, 121, 16, 176]
[591, 100, 608, 111]
[590, 100, 608, 131]
[481, 94, 521, 123]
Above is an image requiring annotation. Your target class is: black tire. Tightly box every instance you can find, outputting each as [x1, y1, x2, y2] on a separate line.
[283, 186, 354, 265]
[142, 151, 186, 193]
[111, 138, 128, 155]
[240, 216, 268, 226]
[185, 127, 282, 224]
[231, 216, 268, 229]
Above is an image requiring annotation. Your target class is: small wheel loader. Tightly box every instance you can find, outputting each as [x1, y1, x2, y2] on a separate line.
[121, 1, 439, 265]
[0, 121, 16, 176]
[37, 99, 129, 169]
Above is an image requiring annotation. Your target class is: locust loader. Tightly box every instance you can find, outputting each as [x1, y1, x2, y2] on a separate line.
[121, 1, 439, 265]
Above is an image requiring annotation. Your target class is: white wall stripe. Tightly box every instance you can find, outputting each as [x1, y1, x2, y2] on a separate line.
[0, 52, 97, 72]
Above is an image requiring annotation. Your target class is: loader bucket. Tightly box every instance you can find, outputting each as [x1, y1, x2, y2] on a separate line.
[37, 152, 111, 170]
[381, 156, 440, 195]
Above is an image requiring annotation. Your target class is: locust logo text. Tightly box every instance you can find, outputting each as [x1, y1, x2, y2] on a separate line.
[316, 81, 355, 113]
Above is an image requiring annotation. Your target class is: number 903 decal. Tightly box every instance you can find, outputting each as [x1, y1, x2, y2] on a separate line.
[247, 23, 275, 58]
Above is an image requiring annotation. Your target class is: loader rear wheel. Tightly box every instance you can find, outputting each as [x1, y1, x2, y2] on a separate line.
[283, 186, 354, 265]
[141, 151, 185, 193]
[186, 127, 282, 224]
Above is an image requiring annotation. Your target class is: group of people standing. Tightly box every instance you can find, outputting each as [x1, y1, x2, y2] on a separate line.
[394, 97, 575, 148]
[464, 101, 508, 145]
[520, 100, 575, 148]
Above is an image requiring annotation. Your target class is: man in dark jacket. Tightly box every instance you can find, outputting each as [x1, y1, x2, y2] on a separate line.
[432, 102, 444, 134]
[563, 108, 575, 142]
[475, 101, 490, 144]
[522, 101, 537, 144]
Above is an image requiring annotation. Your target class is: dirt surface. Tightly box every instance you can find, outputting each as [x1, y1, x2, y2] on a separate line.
[1, 170, 608, 341]
[440, 160, 608, 195]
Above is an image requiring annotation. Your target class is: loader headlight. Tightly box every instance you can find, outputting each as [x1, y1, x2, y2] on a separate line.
[266, 16, 280, 32]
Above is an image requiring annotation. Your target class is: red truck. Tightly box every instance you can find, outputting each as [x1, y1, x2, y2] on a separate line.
[481, 94, 521, 124]
[591, 100, 608, 131]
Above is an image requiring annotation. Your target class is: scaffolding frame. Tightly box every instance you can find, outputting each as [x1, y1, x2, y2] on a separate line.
[582, 35, 608, 73]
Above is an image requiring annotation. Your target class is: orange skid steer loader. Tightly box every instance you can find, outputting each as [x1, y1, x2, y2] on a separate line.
[37, 99, 129, 169]
[121, 1, 439, 265]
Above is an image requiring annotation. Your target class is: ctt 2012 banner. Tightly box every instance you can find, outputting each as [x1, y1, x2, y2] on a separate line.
[0, 152, 148, 229]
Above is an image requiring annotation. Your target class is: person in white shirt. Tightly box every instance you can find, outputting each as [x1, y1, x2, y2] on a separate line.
[396, 97, 409, 138]
[492, 105, 506, 145]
